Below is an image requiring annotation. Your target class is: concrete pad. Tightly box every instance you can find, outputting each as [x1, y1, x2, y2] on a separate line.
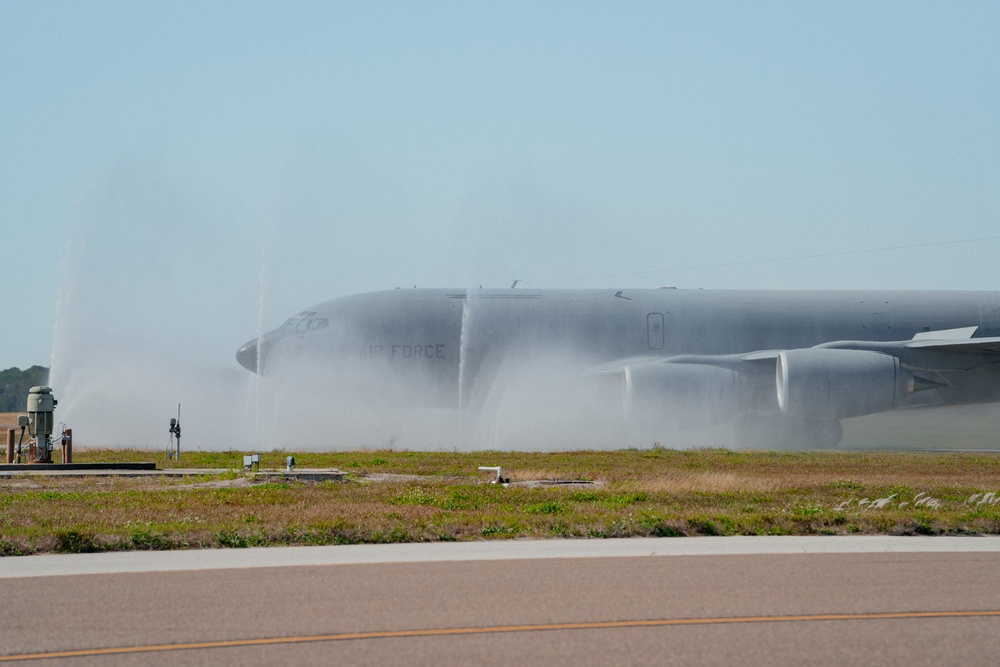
[0, 462, 156, 471]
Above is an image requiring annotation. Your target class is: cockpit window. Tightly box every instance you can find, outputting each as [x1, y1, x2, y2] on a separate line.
[283, 317, 329, 332]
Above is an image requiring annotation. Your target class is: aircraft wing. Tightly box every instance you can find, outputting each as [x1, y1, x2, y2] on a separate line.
[604, 326, 1000, 435]
[642, 327, 1000, 374]
[816, 327, 1000, 372]
[903, 337, 1000, 354]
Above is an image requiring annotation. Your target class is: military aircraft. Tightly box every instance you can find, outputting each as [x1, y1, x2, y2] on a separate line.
[236, 288, 1000, 448]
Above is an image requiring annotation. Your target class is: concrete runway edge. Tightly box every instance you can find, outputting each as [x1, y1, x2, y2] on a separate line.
[4, 535, 1000, 579]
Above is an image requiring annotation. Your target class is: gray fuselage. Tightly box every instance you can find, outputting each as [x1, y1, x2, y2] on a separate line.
[237, 288, 1000, 412]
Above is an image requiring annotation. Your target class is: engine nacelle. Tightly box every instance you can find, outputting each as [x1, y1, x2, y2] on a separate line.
[777, 348, 912, 420]
[623, 363, 739, 430]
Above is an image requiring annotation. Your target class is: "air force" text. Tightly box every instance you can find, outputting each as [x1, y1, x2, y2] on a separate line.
[360, 344, 446, 359]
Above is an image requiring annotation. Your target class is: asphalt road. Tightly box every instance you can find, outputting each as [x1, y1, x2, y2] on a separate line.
[3, 538, 1000, 666]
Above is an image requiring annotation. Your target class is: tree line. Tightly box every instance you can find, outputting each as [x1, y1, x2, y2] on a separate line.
[0, 366, 49, 412]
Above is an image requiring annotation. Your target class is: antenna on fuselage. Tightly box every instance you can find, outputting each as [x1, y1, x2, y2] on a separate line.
[511, 280, 519, 288]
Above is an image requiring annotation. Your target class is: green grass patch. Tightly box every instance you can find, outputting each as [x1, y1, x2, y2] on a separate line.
[4, 448, 1000, 553]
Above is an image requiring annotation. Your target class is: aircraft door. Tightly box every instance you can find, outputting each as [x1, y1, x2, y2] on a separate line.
[647, 313, 664, 349]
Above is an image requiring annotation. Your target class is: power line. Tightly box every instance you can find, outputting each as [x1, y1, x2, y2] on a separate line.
[519, 235, 1000, 286]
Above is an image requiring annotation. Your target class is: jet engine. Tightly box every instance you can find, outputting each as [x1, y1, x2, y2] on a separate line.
[622, 362, 740, 429]
[776, 348, 912, 420]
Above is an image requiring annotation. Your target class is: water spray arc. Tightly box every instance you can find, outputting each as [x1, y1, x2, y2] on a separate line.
[457, 289, 474, 409]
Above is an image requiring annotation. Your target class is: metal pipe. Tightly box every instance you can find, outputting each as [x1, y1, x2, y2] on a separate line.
[37, 435, 52, 464]
[62, 428, 73, 464]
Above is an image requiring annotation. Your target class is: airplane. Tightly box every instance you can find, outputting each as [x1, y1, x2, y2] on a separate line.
[236, 288, 1000, 448]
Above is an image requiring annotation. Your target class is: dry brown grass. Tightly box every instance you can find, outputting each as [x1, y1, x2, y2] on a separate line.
[635, 472, 789, 494]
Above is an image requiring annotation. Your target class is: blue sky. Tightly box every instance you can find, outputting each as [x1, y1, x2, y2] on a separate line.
[2, 1, 999, 374]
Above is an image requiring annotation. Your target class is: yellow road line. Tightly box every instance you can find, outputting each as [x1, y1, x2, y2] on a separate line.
[3, 610, 1000, 662]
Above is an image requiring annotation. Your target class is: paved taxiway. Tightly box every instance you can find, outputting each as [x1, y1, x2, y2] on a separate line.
[3, 537, 1000, 666]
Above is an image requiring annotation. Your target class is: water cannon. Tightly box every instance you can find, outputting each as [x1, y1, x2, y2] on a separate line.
[26, 386, 57, 463]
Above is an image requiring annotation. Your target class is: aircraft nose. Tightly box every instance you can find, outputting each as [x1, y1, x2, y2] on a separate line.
[236, 339, 259, 373]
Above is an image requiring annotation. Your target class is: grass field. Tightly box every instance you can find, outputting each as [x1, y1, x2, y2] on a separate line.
[3, 447, 1000, 555]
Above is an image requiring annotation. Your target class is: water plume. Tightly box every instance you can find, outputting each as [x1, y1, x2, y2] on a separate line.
[47, 160, 261, 449]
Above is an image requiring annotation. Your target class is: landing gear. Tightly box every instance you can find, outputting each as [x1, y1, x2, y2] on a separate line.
[735, 413, 843, 450]
[809, 418, 843, 449]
